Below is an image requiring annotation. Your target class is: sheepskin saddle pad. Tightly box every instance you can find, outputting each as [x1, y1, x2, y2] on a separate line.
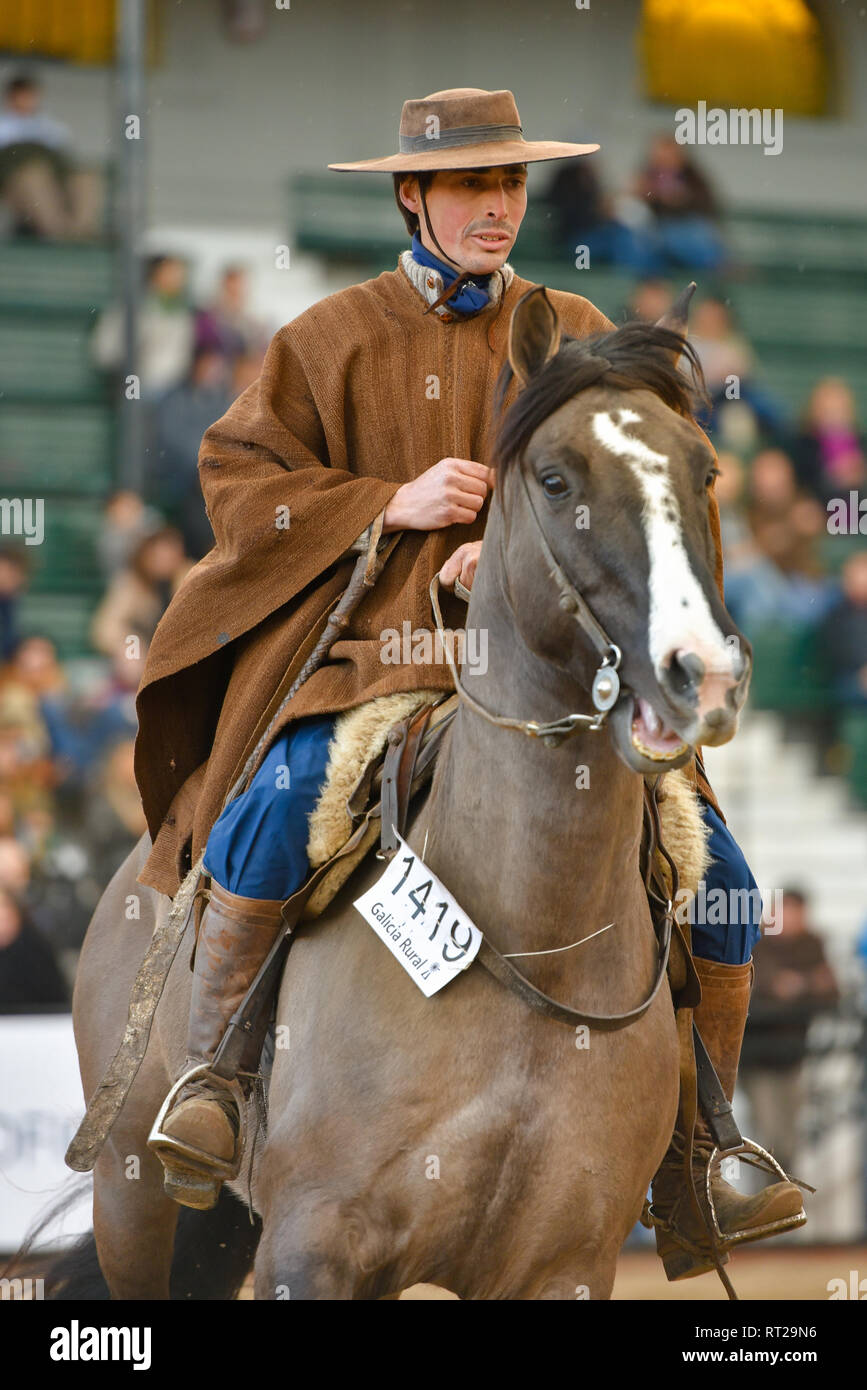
[301, 691, 711, 921]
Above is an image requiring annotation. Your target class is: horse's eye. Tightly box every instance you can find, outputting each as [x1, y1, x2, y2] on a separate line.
[541, 473, 568, 498]
[706, 467, 721, 488]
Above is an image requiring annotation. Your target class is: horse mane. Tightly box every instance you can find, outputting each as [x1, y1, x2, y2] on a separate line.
[492, 322, 709, 471]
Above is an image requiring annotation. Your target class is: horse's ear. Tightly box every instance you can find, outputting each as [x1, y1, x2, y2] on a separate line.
[655, 281, 697, 363]
[508, 285, 562, 388]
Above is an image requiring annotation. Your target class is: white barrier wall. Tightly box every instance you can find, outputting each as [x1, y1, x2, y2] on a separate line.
[0, 1014, 91, 1251]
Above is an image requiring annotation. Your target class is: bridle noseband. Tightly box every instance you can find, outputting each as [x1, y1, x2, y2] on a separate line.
[430, 461, 624, 747]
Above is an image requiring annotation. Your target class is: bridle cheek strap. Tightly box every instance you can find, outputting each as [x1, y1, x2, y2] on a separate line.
[428, 462, 622, 746]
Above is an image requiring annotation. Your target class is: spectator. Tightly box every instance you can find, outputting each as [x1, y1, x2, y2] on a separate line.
[545, 158, 650, 270]
[792, 377, 867, 507]
[626, 278, 674, 323]
[36, 639, 144, 787]
[90, 527, 193, 658]
[0, 887, 68, 1012]
[624, 135, 727, 271]
[194, 265, 269, 368]
[92, 254, 195, 398]
[0, 834, 31, 896]
[821, 549, 867, 708]
[689, 296, 788, 440]
[0, 72, 102, 241]
[721, 450, 835, 633]
[747, 449, 826, 580]
[740, 889, 839, 1175]
[96, 490, 163, 582]
[0, 547, 27, 660]
[152, 345, 232, 531]
[0, 634, 84, 795]
[0, 635, 59, 765]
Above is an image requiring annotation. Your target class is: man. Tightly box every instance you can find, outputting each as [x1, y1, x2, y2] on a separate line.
[139, 88, 803, 1277]
[740, 889, 839, 1175]
[0, 73, 101, 240]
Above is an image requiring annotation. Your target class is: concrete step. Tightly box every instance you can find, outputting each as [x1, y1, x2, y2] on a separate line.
[696, 709, 867, 951]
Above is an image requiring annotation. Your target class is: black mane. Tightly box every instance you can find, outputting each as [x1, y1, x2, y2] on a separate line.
[492, 322, 709, 471]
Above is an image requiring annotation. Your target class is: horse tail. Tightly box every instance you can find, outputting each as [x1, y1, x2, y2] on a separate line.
[7, 1181, 261, 1300]
[169, 1192, 262, 1300]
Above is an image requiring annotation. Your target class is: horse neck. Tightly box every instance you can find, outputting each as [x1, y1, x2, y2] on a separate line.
[425, 506, 654, 1001]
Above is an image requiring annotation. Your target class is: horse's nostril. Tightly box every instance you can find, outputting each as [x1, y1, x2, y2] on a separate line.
[667, 648, 705, 697]
[704, 707, 729, 728]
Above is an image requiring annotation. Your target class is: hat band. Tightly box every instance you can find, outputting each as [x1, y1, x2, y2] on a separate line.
[398, 122, 523, 154]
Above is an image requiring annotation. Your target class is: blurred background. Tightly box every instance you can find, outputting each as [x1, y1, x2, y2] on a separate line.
[1, 0, 866, 1294]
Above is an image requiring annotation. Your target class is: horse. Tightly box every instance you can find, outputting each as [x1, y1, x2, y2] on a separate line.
[62, 285, 751, 1300]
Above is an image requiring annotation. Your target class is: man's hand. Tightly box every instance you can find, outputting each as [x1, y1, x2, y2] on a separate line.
[440, 541, 483, 593]
[382, 457, 494, 532]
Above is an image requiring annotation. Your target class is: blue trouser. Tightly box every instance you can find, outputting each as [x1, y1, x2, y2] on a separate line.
[203, 713, 338, 900]
[204, 715, 760, 965]
[689, 802, 761, 965]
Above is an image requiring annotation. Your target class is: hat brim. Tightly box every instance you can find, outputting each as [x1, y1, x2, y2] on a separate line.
[327, 139, 599, 173]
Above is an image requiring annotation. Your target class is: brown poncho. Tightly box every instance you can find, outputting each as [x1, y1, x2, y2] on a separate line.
[136, 258, 724, 896]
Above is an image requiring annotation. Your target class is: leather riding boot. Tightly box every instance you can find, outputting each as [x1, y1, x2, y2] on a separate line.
[650, 957, 806, 1281]
[148, 880, 285, 1210]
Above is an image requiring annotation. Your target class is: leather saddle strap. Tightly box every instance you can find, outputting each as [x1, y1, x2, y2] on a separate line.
[380, 704, 434, 856]
[694, 1023, 743, 1151]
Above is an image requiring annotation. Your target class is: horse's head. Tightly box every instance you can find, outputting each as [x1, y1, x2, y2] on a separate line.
[492, 284, 751, 774]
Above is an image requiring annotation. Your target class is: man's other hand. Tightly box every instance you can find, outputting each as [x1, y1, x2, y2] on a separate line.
[382, 458, 495, 532]
[439, 541, 483, 593]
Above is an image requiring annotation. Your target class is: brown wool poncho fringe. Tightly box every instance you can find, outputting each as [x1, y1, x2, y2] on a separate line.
[135, 258, 725, 897]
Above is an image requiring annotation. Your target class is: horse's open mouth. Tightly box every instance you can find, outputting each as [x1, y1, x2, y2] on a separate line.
[629, 697, 689, 763]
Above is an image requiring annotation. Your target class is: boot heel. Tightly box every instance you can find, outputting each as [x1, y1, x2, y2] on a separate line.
[148, 1064, 243, 1210]
[162, 1165, 222, 1211]
[652, 1216, 730, 1282]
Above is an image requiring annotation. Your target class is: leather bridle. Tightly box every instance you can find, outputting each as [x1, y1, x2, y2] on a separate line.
[429, 459, 624, 747]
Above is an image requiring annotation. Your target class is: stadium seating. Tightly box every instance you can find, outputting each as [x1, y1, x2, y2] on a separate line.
[0, 241, 115, 655]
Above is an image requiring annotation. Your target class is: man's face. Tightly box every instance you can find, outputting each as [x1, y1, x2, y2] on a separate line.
[8, 86, 40, 116]
[400, 164, 527, 273]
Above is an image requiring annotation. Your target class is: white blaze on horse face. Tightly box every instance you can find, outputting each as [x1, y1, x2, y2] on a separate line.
[591, 407, 731, 684]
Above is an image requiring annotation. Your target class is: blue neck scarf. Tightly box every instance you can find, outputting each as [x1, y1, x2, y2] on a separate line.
[410, 231, 495, 317]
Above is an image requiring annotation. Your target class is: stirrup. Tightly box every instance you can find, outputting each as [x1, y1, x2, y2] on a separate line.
[148, 1063, 244, 1206]
[704, 1137, 808, 1249]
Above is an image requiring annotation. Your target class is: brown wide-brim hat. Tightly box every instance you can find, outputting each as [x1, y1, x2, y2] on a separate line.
[328, 87, 598, 173]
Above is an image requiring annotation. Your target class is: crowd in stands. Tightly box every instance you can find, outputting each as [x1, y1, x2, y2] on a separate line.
[0, 251, 270, 1011]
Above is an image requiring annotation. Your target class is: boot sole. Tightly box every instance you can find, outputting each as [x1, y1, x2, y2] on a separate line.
[162, 1163, 222, 1211]
[657, 1207, 807, 1282]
